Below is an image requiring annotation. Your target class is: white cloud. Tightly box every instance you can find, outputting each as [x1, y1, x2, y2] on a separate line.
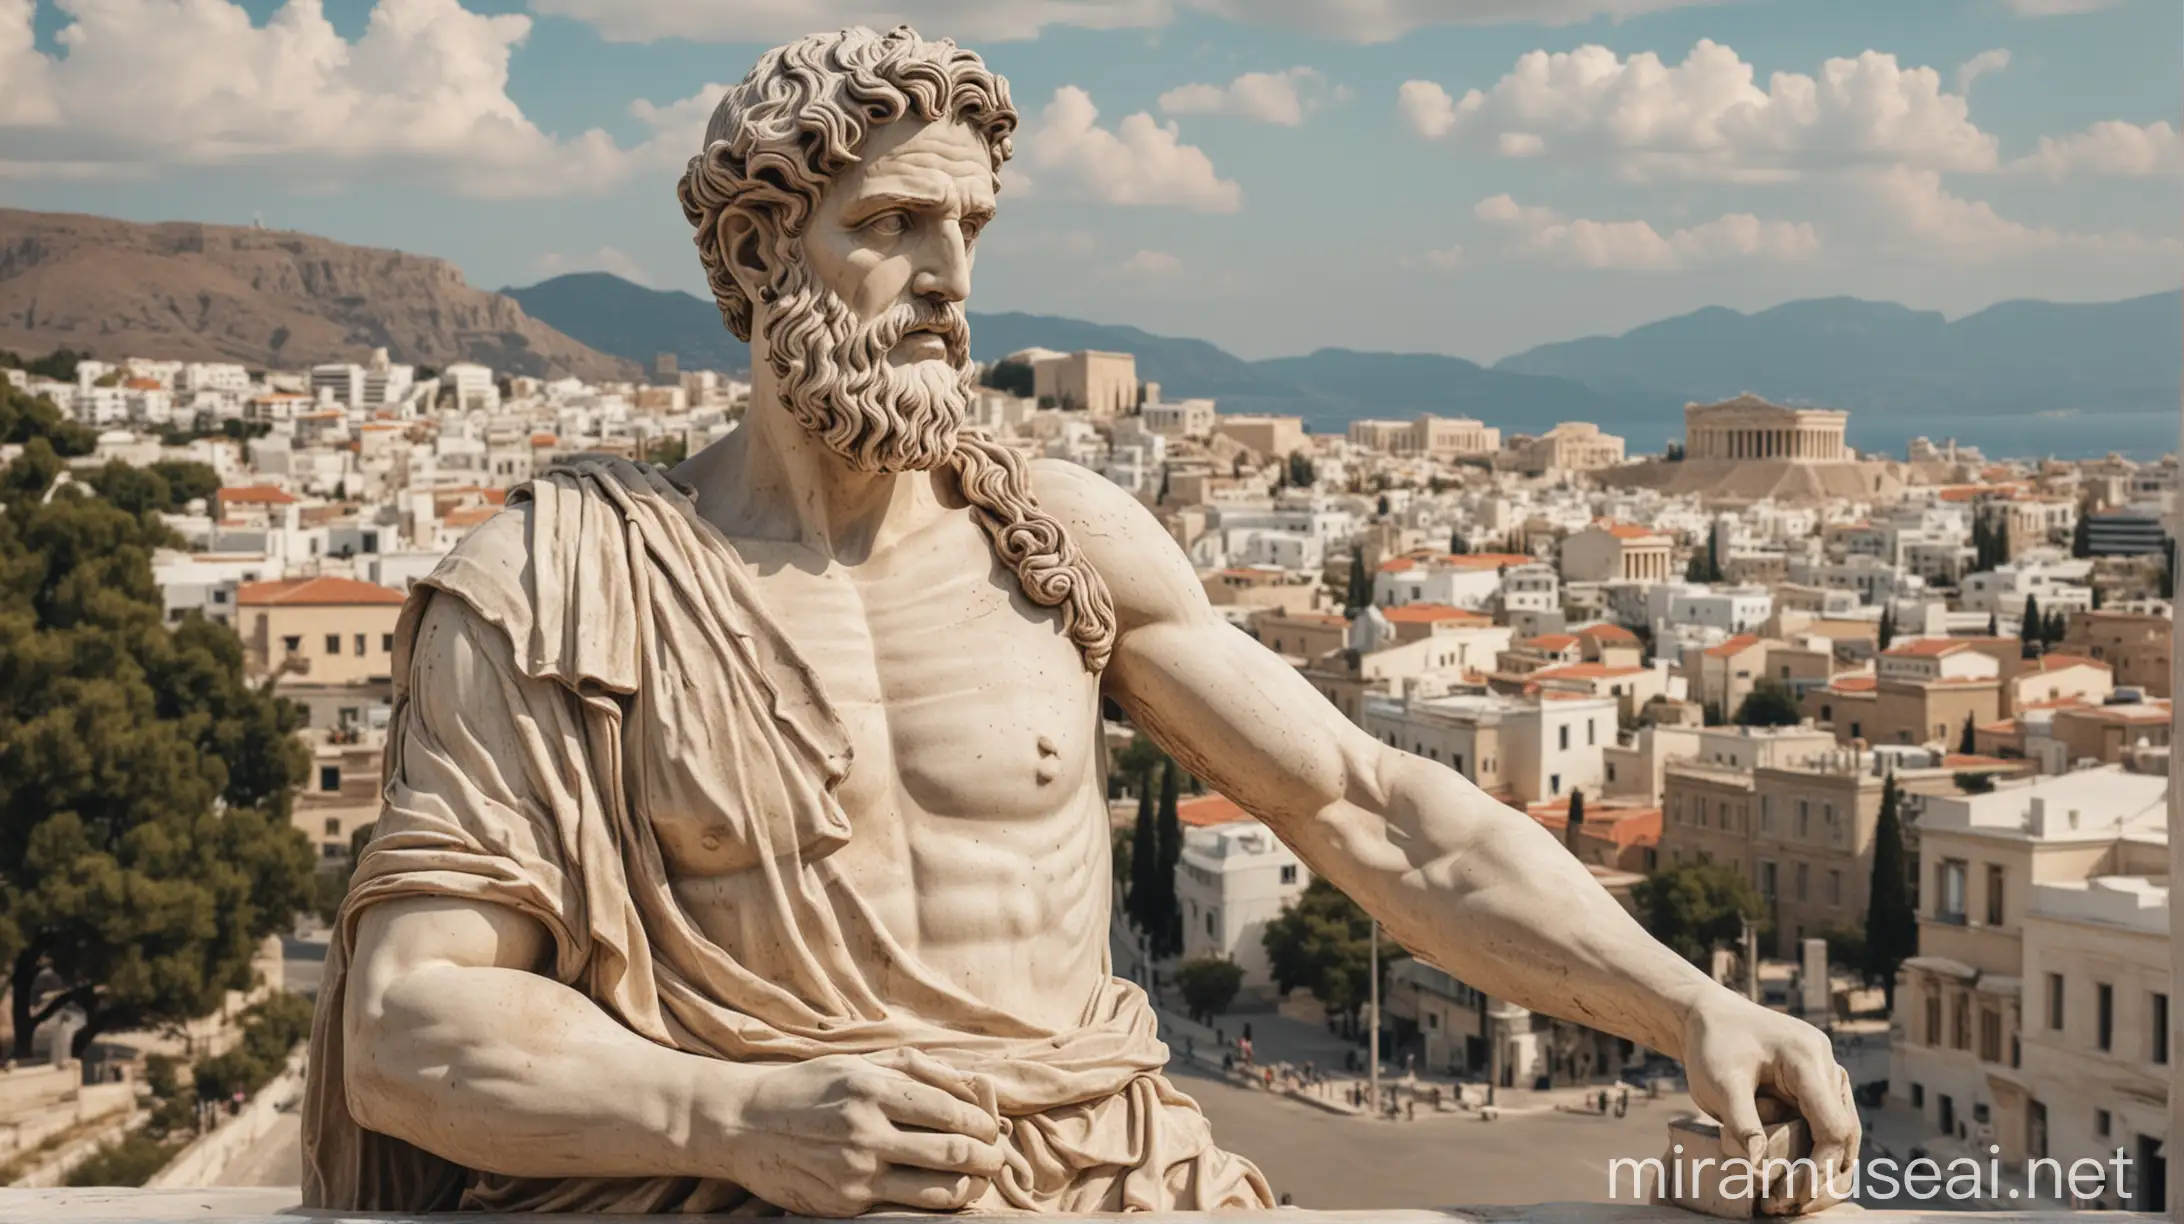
[534, 247, 655, 285]
[1017, 86, 1241, 212]
[529, 0, 1733, 45]
[1853, 165, 2178, 259]
[1954, 48, 2010, 95]
[1103, 249, 1185, 281]
[1406, 41, 1999, 181]
[1999, 0, 2122, 14]
[0, 0, 655, 196]
[1474, 193, 1818, 269]
[1397, 80, 1458, 140]
[1399, 244, 1466, 272]
[2009, 120, 2184, 179]
[984, 227, 1099, 257]
[1159, 68, 1328, 127]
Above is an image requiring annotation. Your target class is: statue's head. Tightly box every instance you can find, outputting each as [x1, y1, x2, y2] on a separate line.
[679, 26, 1017, 473]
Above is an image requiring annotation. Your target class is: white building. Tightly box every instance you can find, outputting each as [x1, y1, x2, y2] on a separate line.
[1175, 818, 1311, 998]
[1361, 690, 1613, 804]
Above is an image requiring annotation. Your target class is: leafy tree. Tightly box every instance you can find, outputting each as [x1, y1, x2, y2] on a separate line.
[0, 382, 314, 1061]
[0, 348, 93, 382]
[1153, 762, 1184, 958]
[0, 383, 96, 456]
[1448, 529, 1467, 556]
[1877, 606, 1895, 651]
[1286, 451, 1316, 489]
[2019, 594, 2041, 648]
[1958, 712, 1977, 755]
[1173, 955, 1244, 1024]
[2071, 514, 2092, 559]
[979, 359, 1035, 399]
[1734, 680, 1802, 727]
[1863, 772, 1917, 1002]
[1812, 922, 1867, 975]
[1374, 493, 1389, 517]
[1632, 860, 1764, 966]
[1952, 770, 1996, 794]
[1261, 878, 1407, 1032]
[1664, 442, 1686, 462]
[644, 436, 689, 468]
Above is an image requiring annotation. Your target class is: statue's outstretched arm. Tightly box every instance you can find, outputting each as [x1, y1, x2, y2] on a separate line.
[1033, 460, 1857, 1202]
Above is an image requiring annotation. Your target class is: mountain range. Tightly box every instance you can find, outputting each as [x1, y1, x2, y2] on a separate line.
[0, 207, 2170, 440]
[508, 271, 2181, 434]
[0, 208, 636, 382]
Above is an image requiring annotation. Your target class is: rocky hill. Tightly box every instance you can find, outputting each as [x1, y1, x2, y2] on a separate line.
[0, 209, 638, 382]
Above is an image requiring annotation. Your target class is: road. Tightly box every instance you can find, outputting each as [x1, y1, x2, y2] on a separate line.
[211, 1111, 302, 1187]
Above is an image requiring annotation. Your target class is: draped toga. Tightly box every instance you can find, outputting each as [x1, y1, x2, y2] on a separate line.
[300, 457, 1273, 1214]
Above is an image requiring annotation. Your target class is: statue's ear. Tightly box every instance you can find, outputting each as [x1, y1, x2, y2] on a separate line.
[719, 211, 772, 303]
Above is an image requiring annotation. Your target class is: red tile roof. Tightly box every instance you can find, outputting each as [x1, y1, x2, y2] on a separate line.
[1704, 633, 1763, 658]
[1380, 603, 1486, 625]
[237, 576, 407, 607]
[1827, 675, 1878, 693]
[1576, 623, 1638, 642]
[1525, 633, 1580, 651]
[1176, 794, 1253, 828]
[1884, 638, 1969, 657]
[216, 485, 297, 506]
[2035, 653, 2109, 672]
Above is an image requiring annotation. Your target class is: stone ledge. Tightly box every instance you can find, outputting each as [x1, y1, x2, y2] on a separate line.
[0, 1189, 2162, 1223]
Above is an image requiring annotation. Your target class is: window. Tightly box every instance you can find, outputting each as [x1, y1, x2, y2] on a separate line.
[1910, 1082, 1925, 1109]
[1606, 763, 1616, 782]
[1205, 911, 1216, 937]
[1828, 870, 1842, 906]
[2097, 1109, 2112, 1139]
[1559, 726, 1570, 751]
[1849, 721, 1861, 740]
[1550, 773, 1562, 795]
[1797, 801, 1809, 839]
[282, 635, 302, 653]
[2097, 983, 2114, 1051]
[2153, 993, 2169, 1065]
[354, 633, 367, 657]
[1794, 863, 1808, 902]
[324, 633, 341, 654]
[1952, 995, 1970, 1050]
[1979, 1008, 2002, 1063]
[1760, 861, 1778, 899]
[1985, 864, 2005, 925]
[211, 588, 228, 604]
[1821, 703, 1832, 721]
[1587, 720, 1596, 746]
[1938, 859, 1968, 923]
[2048, 973, 2066, 1030]
[319, 765, 340, 792]
[1923, 995, 1941, 1045]
[1279, 864, 1298, 885]
[324, 817, 341, 837]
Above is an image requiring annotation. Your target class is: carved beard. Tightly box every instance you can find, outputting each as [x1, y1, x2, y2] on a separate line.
[763, 262, 975, 474]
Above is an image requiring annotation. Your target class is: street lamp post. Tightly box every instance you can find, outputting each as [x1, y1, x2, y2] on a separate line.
[1368, 919, 1381, 1116]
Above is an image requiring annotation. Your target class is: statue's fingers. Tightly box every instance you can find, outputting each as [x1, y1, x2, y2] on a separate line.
[1781, 1050, 1857, 1187]
[1705, 1068, 1767, 1168]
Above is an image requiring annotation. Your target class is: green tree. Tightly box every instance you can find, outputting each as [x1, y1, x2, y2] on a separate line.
[1173, 955, 1244, 1024]
[1344, 546, 1371, 615]
[1261, 878, 1407, 1032]
[2071, 514, 2092, 559]
[1632, 860, 1764, 966]
[0, 348, 92, 382]
[1448, 529, 1467, 556]
[1153, 762, 1184, 958]
[1812, 922, 1867, 975]
[1863, 772, 1917, 1002]
[1958, 712, 1977, 755]
[1877, 605, 1895, 651]
[644, 436, 689, 468]
[1733, 680, 1802, 727]
[1127, 770, 1159, 941]
[979, 360, 1035, 399]
[1286, 451, 1316, 489]
[2019, 593, 2041, 648]
[0, 383, 314, 1061]
[2045, 610, 2067, 645]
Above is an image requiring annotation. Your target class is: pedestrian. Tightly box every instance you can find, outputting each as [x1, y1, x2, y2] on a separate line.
[1405, 1053, 1415, 1077]
[1264, 1067, 1274, 1089]
[1598, 1089, 1609, 1114]
[1243, 1022, 1253, 1042]
[1223, 1052, 1234, 1073]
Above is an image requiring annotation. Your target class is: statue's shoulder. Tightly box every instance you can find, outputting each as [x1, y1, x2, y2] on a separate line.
[1024, 456, 1171, 564]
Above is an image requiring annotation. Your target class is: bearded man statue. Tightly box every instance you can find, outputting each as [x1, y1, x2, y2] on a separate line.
[304, 24, 1857, 1219]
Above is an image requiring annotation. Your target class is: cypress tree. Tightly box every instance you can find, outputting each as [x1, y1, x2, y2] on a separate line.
[1128, 768, 1158, 937]
[1154, 761, 1184, 958]
[1345, 546, 1371, 614]
[1864, 772, 1916, 1004]
[1877, 606, 1896, 651]
[2020, 594, 2041, 648]
[1959, 712, 1977, 755]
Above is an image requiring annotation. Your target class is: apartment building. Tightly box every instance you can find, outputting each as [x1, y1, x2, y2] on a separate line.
[2060, 604, 2172, 697]
[237, 575, 408, 684]
[1361, 691, 1614, 804]
[1891, 768, 2167, 1176]
[1174, 819, 1311, 999]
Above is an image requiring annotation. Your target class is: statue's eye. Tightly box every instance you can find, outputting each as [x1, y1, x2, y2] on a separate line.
[961, 217, 985, 245]
[865, 212, 909, 237]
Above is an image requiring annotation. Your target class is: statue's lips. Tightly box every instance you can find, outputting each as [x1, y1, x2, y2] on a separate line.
[892, 332, 952, 360]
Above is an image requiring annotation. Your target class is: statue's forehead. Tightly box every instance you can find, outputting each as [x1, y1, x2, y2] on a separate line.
[833, 118, 997, 205]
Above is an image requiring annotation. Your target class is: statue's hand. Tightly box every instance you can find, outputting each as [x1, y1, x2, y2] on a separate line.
[711, 1049, 1006, 1215]
[1681, 991, 1860, 1214]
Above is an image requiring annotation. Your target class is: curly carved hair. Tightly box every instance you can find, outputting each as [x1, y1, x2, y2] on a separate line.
[676, 25, 1017, 343]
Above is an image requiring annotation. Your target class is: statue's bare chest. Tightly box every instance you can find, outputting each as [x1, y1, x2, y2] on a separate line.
[728, 518, 1101, 826]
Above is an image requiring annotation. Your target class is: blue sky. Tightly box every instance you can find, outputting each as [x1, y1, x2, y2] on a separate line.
[1, 0, 2178, 361]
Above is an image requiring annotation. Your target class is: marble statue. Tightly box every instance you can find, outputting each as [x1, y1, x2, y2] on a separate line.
[302, 25, 1858, 1216]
